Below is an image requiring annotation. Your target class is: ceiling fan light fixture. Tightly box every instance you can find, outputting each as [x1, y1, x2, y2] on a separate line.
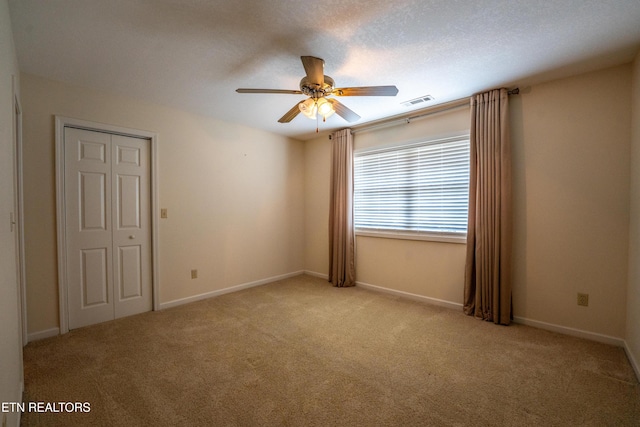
[316, 97, 335, 119]
[299, 98, 317, 119]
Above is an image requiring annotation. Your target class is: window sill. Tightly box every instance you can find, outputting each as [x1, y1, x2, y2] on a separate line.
[355, 229, 467, 244]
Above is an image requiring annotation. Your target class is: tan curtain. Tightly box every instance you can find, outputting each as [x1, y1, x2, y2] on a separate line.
[328, 128, 356, 287]
[464, 88, 512, 325]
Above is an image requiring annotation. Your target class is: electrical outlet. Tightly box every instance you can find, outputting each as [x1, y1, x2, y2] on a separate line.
[191, 269, 198, 279]
[577, 293, 589, 307]
[160, 208, 168, 219]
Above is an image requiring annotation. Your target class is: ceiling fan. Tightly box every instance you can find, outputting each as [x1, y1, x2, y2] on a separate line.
[236, 56, 399, 125]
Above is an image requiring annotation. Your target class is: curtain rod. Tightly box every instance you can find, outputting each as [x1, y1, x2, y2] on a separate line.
[349, 98, 468, 135]
[332, 88, 519, 138]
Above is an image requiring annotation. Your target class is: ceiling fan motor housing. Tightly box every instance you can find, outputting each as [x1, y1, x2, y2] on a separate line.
[300, 75, 335, 99]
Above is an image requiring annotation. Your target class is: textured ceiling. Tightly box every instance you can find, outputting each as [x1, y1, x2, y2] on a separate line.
[8, 0, 640, 140]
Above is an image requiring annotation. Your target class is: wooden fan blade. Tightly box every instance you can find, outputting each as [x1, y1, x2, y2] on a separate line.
[333, 86, 399, 96]
[301, 56, 325, 86]
[236, 88, 303, 94]
[278, 102, 303, 123]
[328, 99, 361, 123]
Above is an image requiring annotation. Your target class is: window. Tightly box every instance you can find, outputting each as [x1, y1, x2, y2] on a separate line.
[353, 135, 470, 242]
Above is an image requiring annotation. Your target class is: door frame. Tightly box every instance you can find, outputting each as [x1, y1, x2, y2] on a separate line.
[12, 77, 27, 346]
[55, 116, 160, 334]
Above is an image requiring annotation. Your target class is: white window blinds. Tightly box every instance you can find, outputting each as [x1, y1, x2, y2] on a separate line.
[354, 136, 470, 236]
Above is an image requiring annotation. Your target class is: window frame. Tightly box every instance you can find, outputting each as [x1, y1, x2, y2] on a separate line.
[353, 134, 470, 244]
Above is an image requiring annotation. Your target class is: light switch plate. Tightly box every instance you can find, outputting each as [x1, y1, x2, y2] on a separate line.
[160, 208, 167, 219]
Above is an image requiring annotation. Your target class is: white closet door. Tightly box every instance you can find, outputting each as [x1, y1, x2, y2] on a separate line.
[111, 134, 152, 319]
[65, 128, 114, 328]
[64, 128, 151, 329]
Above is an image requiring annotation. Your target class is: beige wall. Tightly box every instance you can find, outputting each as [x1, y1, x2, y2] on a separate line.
[627, 51, 640, 373]
[21, 73, 304, 334]
[511, 65, 631, 338]
[0, 0, 23, 424]
[303, 132, 331, 276]
[304, 64, 632, 339]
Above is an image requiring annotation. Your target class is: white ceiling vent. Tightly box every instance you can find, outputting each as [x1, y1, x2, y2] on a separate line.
[401, 95, 434, 107]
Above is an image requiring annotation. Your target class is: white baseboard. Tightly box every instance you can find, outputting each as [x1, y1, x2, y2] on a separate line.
[623, 341, 640, 382]
[27, 327, 60, 343]
[355, 280, 463, 311]
[304, 270, 329, 280]
[512, 316, 624, 347]
[159, 271, 305, 310]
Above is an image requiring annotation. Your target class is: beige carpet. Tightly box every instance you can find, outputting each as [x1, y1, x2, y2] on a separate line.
[21, 274, 639, 426]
